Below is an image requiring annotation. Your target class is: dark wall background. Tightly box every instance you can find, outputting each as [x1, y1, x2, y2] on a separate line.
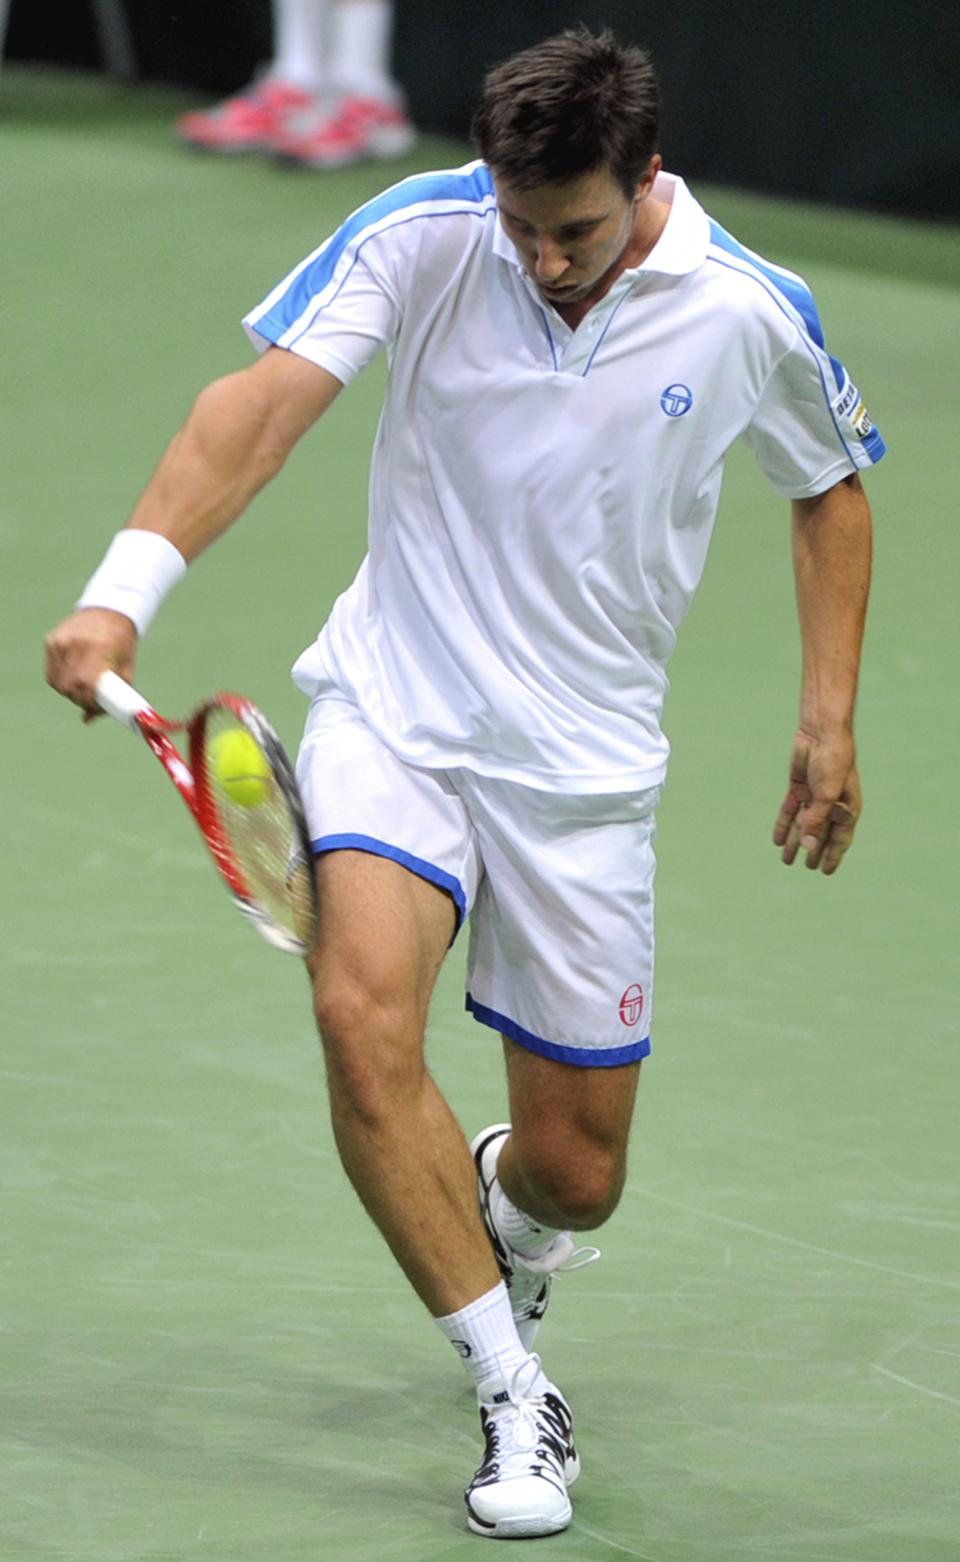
[6, 0, 960, 220]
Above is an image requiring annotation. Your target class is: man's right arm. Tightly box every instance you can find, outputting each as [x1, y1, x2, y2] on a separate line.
[45, 347, 343, 712]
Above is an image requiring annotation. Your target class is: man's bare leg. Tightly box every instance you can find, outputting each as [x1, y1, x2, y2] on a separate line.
[497, 1039, 642, 1231]
[309, 853, 586, 1538]
[307, 849, 500, 1316]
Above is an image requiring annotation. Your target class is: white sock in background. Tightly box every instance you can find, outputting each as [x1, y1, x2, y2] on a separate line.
[328, 0, 399, 101]
[434, 1282, 548, 1397]
[272, 0, 331, 92]
[494, 1186, 563, 1260]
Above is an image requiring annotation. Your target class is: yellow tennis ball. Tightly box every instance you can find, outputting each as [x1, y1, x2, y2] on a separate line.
[209, 728, 270, 808]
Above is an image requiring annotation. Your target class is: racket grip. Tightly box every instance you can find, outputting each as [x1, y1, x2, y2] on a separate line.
[95, 670, 154, 730]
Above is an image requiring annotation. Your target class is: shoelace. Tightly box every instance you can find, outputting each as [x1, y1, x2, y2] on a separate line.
[474, 1356, 573, 1491]
[512, 1238, 602, 1278]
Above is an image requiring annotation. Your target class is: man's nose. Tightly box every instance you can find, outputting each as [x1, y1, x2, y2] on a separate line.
[533, 235, 569, 281]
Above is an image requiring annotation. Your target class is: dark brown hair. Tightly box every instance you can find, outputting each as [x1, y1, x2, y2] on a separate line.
[471, 28, 660, 198]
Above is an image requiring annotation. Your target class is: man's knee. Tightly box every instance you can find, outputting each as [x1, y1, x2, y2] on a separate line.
[513, 1133, 627, 1229]
[311, 972, 425, 1126]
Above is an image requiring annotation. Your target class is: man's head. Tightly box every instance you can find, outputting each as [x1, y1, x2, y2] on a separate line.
[471, 28, 661, 201]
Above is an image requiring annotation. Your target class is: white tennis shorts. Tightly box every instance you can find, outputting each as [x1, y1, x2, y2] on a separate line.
[296, 691, 659, 1068]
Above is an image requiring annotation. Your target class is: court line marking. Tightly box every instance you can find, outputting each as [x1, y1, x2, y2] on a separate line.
[568, 1336, 794, 1360]
[634, 1189, 960, 1292]
[0, 1070, 76, 1086]
[871, 1362, 960, 1409]
[568, 1519, 662, 1558]
[87, 1278, 410, 1294]
[18, 795, 201, 859]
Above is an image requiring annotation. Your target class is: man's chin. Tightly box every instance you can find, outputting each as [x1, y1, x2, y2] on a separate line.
[539, 282, 586, 303]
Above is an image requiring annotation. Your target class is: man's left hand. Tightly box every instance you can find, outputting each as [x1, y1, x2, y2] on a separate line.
[773, 728, 861, 875]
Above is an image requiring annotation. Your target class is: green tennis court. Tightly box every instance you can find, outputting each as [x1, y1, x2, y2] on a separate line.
[3, 69, 958, 1560]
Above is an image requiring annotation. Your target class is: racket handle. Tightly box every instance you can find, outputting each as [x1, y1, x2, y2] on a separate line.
[95, 670, 154, 730]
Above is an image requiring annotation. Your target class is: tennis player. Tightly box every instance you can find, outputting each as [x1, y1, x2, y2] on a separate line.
[45, 29, 882, 1539]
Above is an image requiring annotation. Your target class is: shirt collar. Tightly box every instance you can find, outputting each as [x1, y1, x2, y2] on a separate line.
[632, 172, 711, 276]
[491, 169, 710, 281]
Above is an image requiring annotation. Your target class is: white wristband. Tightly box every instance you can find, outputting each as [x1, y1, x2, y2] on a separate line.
[76, 529, 188, 637]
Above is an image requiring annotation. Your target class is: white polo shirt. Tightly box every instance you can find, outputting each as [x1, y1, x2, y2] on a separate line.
[244, 162, 885, 794]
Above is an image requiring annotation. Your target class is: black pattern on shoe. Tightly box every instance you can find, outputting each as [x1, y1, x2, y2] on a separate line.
[465, 1358, 579, 1538]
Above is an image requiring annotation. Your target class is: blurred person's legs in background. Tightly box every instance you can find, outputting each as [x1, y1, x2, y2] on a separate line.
[176, 0, 414, 166]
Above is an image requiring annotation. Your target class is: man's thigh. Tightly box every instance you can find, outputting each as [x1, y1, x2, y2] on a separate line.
[297, 692, 484, 1054]
[502, 1038, 642, 1156]
[500, 1038, 642, 1222]
[309, 848, 458, 1029]
[296, 689, 482, 946]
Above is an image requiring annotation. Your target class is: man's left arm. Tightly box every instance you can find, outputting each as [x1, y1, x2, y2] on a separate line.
[773, 471, 873, 874]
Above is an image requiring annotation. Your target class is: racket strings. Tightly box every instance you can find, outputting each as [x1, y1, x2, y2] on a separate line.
[199, 707, 316, 952]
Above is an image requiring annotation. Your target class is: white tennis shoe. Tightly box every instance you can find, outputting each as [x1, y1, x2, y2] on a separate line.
[471, 1123, 600, 1351]
[466, 1357, 579, 1538]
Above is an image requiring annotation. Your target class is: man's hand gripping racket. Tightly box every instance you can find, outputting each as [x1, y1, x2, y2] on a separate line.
[95, 671, 318, 955]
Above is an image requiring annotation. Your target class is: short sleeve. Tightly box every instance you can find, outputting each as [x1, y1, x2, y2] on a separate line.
[242, 214, 412, 385]
[743, 330, 886, 499]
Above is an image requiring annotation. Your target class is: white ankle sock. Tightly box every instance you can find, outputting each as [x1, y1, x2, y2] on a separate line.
[434, 1282, 547, 1396]
[328, 0, 399, 100]
[273, 0, 330, 93]
[494, 1187, 563, 1260]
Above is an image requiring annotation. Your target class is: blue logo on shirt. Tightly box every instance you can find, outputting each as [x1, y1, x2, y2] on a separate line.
[660, 384, 693, 417]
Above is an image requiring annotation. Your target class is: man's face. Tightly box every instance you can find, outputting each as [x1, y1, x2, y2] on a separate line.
[494, 162, 657, 308]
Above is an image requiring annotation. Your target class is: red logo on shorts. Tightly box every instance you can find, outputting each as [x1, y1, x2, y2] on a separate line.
[618, 984, 644, 1027]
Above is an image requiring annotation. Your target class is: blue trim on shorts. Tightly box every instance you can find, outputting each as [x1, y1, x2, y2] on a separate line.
[311, 833, 467, 928]
[465, 995, 651, 1068]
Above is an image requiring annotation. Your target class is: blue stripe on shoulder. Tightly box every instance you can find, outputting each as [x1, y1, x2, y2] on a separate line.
[275, 165, 494, 329]
[708, 220, 824, 347]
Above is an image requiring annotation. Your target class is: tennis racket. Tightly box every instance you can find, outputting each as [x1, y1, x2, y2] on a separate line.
[95, 671, 317, 956]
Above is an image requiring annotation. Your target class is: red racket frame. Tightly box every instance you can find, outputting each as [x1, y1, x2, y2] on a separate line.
[133, 695, 256, 904]
[93, 672, 316, 954]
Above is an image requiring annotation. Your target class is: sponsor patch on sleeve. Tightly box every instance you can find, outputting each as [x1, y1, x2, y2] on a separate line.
[833, 378, 874, 442]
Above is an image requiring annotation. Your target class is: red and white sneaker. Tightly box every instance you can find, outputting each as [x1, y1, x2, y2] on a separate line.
[175, 79, 321, 154]
[272, 92, 416, 168]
